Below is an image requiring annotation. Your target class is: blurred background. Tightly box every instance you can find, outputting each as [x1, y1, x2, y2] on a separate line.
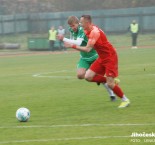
[0, 0, 155, 51]
[1, 0, 155, 14]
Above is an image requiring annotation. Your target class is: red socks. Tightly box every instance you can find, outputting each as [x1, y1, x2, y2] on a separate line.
[91, 75, 106, 83]
[112, 85, 124, 98]
[91, 75, 124, 98]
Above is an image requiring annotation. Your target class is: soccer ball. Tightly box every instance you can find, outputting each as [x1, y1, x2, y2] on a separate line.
[16, 107, 30, 122]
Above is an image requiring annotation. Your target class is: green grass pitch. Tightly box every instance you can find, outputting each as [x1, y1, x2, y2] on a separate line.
[0, 34, 155, 145]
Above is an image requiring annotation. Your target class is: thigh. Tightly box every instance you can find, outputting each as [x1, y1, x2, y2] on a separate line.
[89, 59, 105, 75]
[77, 58, 91, 70]
[85, 69, 96, 79]
[77, 68, 86, 76]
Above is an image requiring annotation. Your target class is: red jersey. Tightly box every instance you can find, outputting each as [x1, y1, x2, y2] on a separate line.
[84, 25, 117, 62]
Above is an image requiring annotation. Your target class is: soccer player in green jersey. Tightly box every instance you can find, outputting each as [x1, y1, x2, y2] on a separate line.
[61, 16, 117, 101]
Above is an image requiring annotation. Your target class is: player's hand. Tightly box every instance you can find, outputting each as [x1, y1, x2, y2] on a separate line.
[64, 42, 73, 48]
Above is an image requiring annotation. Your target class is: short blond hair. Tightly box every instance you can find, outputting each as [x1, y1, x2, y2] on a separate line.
[67, 16, 79, 25]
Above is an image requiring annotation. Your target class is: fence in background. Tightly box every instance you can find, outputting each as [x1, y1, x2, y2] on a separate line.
[0, 6, 155, 35]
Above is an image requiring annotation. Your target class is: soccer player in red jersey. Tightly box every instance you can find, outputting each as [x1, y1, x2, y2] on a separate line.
[65, 15, 130, 108]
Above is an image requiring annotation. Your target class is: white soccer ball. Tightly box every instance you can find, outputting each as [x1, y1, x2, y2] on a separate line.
[16, 107, 30, 122]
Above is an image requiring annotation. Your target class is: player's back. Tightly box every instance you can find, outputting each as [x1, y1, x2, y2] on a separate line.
[85, 25, 116, 60]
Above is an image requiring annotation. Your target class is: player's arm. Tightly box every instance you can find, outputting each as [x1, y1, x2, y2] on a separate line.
[63, 37, 83, 46]
[65, 29, 100, 52]
[71, 40, 92, 52]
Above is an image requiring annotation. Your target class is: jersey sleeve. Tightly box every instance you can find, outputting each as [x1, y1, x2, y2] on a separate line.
[88, 28, 100, 46]
[68, 26, 88, 46]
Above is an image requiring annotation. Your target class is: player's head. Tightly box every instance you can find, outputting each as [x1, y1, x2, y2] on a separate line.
[67, 16, 79, 32]
[80, 15, 92, 30]
[51, 26, 55, 30]
[132, 20, 136, 24]
[59, 26, 63, 29]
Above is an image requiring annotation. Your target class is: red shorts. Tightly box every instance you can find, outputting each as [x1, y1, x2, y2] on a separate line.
[90, 54, 118, 78]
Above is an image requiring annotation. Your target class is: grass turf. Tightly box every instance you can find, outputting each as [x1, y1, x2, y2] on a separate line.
[0, 34, 155, 145]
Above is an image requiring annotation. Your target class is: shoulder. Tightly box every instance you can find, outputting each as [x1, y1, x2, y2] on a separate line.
[77, 26, 86, 38]
[89, 26, 100, 37]
[93, 26, 100, 32]
[78, 26, 85, 33]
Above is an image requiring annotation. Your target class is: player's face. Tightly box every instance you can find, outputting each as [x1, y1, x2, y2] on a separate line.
[69, 23, 79, 32]
[79, 17, 89, 30]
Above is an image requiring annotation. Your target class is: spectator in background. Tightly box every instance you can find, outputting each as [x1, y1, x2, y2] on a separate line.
[57, 26, 66, 51]
[48, 26, 57, 51]
[128, 20, 139, 49]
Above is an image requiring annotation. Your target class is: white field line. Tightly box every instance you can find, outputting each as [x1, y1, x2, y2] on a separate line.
[0, 123, 155, 129]
[0, 70, 75, 78]
[0, 136, 131, 144]
[0, 69, 154, 78]
[32, 70, 155, 79]
[34, 75, 75, 78]
[0, 123, 154, 144]
[32, 70, 76, 79]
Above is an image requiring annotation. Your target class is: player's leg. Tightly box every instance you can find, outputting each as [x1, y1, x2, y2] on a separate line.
[106, 76, 130, 108]
[85, 59, 106, 82]
[85, 68, 117, 101]
[85, 67, 106, 82]
[77, 58, 105, 80]
[85, 59, 116, 101]
[105, 54, 130, 108]
[103, 83, 116, 101]
[76, 59, 90, 79]
[102, 77, 120, 101]
[77, 68, 86, 79]
[86, 63, 130, 106]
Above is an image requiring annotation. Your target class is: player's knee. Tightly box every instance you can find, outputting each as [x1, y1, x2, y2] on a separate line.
[84, 74, 93, 82]
[107, 82, 115, 89]
[106, 77, 116, 89]
[84, 69, 95, 82]
[85, 76, 92, 82]
[77, 73, 85, 79]
[77, 69, 86, 80]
